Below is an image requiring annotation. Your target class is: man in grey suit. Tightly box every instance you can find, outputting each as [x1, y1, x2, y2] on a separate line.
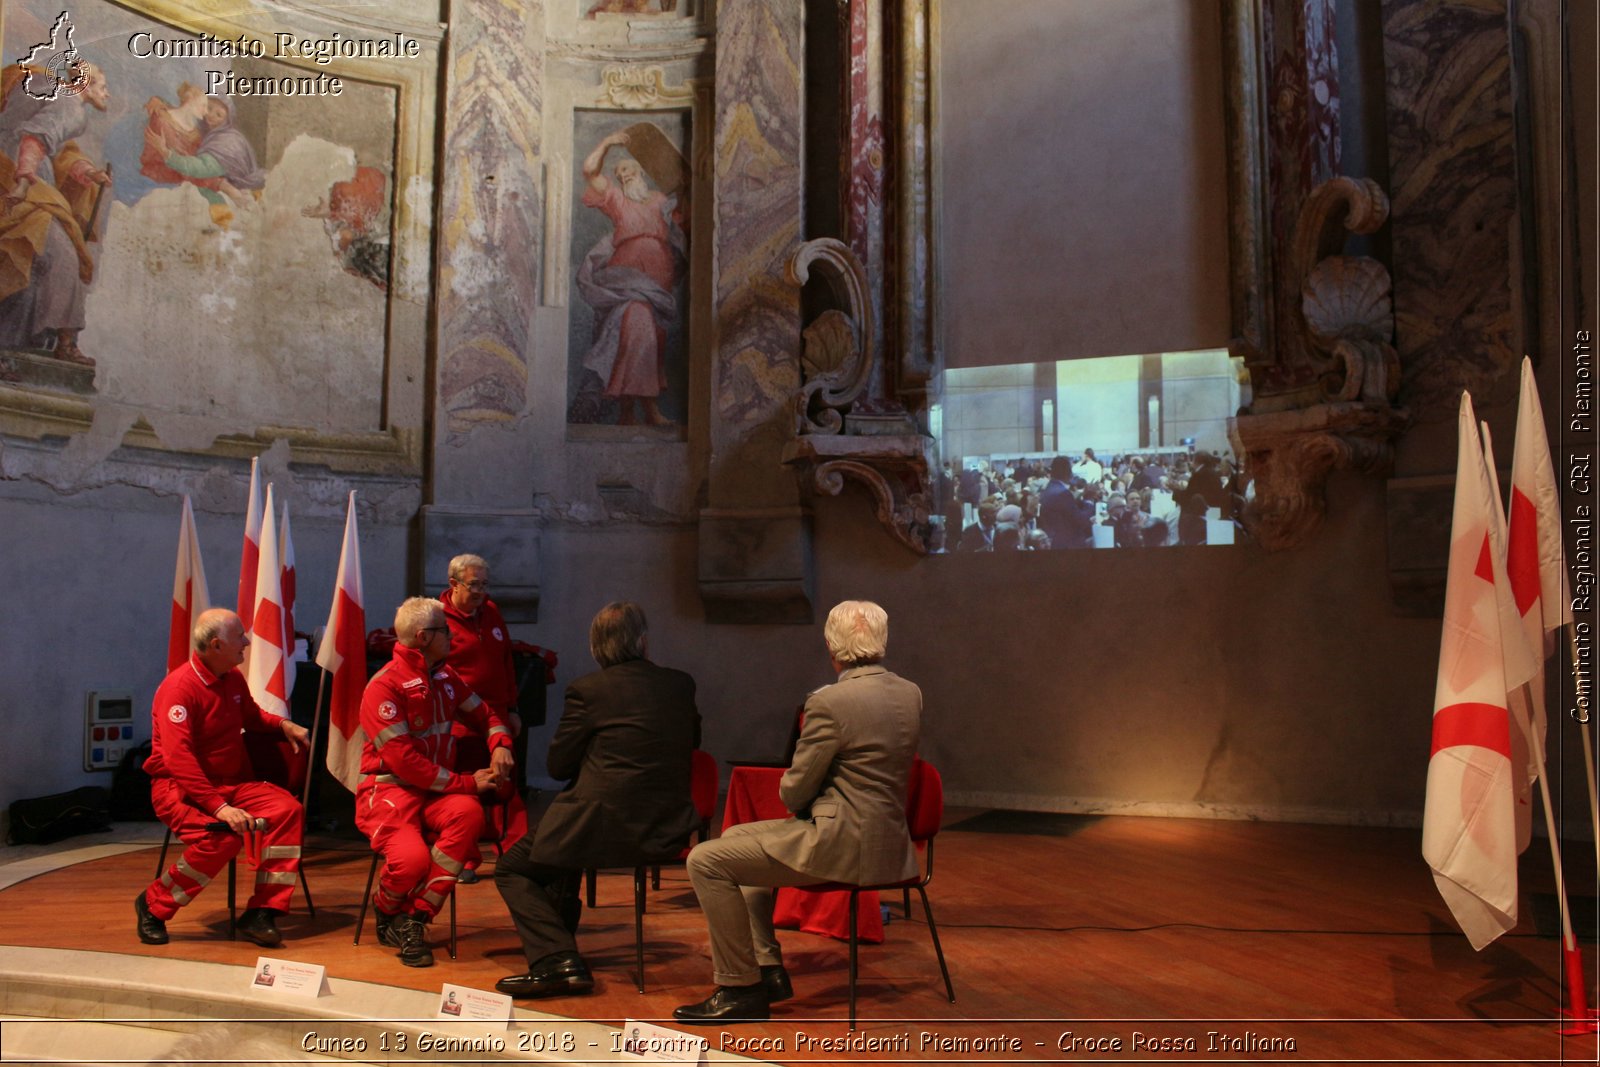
[492, 602, 700, 998]
[673, 600, 921, 1023]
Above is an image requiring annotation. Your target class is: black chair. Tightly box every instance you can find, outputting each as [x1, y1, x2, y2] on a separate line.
[794, 758, 954, 1029]
[151, 733, 317, 938]
[351, 848, 458, 959]
[582, 749, 719, 991]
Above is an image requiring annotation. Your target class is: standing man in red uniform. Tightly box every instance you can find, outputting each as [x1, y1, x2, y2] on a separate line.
[440, 553, 527, 866]
[357, 596, 513, 967]
[137, 608, 310, 948]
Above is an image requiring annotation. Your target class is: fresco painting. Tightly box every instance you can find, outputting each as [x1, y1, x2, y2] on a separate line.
[1, 0, 397, 434]
[566, 109, 691, 434]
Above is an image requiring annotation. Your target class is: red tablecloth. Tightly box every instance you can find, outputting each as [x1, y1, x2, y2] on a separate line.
[722, 766, 882, 943]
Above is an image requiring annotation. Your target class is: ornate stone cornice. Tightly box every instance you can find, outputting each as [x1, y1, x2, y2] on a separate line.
[782, 237, 933, 553]
[598, 64, 697, 108]
[1230, 176, 1410, 550]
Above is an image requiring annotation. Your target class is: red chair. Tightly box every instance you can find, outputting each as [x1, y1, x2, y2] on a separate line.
[797, 757, 955, 1029]
[583, 748, 720, 992]
[151, 731, 317, 937]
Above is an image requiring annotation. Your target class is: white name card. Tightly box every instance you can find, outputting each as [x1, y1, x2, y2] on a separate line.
[249, 957, 326, 998]
[435, 983, 512, 1027]
[618, 1019, 706, 1064]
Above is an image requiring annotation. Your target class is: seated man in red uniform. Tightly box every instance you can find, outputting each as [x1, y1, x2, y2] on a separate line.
[439, 553, 526, 870]
[137, 608, 310, 948]
[357, 596, 514, 967]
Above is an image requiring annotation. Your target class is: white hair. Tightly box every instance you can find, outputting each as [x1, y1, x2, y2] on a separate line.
[394, 596, 443, 645]
[823, 600, 888, 666]
[448, 553, 488, 580]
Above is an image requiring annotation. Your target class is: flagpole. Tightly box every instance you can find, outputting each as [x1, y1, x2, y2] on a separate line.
[1520, 679, 1596, 1033]
[302, 663, 329, 817]
[1564, 623, 1600, 874]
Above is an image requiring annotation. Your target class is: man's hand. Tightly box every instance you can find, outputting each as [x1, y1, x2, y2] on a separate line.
[490, 746, 516, 781]
[472, 767, 499, 793]
[215, 804, 255, 833]
[280, 718, 310, 753]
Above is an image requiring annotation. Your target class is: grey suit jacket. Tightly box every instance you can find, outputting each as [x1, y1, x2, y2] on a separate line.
[757, 664, 922, 885]
[530, 658, 701, 869]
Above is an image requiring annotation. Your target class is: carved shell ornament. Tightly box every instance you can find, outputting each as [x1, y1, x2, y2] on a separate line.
[801, 310, 857, 380]
[1303, 257, 1392, 346]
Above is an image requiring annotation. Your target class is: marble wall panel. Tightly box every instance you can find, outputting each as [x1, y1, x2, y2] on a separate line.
[709, 0, 803, 505]
[436, 0, 544, 439]
[1381, 0, 1519, 420]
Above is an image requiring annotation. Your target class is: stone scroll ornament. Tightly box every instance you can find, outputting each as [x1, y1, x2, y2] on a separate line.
[1230, 176, 1410, 551]
[782, 238, 933, 554]
[785, 238, 874, 436]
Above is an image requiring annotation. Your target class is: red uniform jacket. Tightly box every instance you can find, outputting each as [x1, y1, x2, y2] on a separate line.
[144, 654, 283, 815]
[438, 591, 519, 713]
[359, 643, 511, 794]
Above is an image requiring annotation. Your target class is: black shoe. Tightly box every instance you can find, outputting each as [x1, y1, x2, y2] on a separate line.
[236, 908, 283, 948]
[457, 867, 479, 885]
[375, 908, 402, 949]
[135, 892, 168, 945]
[761, 964, 793, 1003]
[672, 984, 770, 1023]
[494, 951, 595, 999]
[394, 912, 434, 968]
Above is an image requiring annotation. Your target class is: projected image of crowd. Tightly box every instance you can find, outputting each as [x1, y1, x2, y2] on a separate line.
[933, 449, 1250, 552]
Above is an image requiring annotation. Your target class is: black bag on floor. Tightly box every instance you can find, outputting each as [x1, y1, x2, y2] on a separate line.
[6, 786, 113, 845]
[111, 740, 157, 821]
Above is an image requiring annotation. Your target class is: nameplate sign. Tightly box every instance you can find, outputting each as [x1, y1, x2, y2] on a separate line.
[618, 1019, 706, 1064]
[435, 983, 512, 1027]
[249, 957, 327, 998]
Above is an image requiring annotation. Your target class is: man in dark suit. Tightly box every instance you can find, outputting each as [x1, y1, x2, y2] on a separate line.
[1039, 456, 1093, 549]
[673, 600, 921, 1024]
[492, 601, 700, 998]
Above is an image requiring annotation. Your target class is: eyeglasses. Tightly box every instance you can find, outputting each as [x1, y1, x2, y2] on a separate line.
[452, 579, 489, 592]
[419, 626, 449, 637]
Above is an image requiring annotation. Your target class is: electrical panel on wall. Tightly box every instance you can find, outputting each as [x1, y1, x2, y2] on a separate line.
[85, 690, 135, 771]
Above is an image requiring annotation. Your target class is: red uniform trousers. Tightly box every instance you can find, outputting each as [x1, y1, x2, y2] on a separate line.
[144, 779, 303, 921]
[356, 780, 483, 919]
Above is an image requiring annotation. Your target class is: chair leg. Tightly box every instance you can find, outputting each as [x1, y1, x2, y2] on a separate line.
[651, 865, 661, 891]
[917, 886, 955, 1003]
[354, 852, 380, 946]
[448, 887, 458, 960]
[848, 889, 860, 1030]
[585, 868, 597, 908]
[633, 867, 647, 993]
[299, 866, 316, 918]
[154, 827, 172, 879]
[902, 887, 912, 918]
[226, 859, 238, 939]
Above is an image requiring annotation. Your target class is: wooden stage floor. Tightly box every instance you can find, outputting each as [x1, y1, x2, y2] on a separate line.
[2, 810, 1596, 1065]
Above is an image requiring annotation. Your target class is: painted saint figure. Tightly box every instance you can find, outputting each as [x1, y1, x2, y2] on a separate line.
[146, 96, 266, 227]
[0, 59, 113, 368]
[140, 82, 216, 189]
[576, 128, 688, 427]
